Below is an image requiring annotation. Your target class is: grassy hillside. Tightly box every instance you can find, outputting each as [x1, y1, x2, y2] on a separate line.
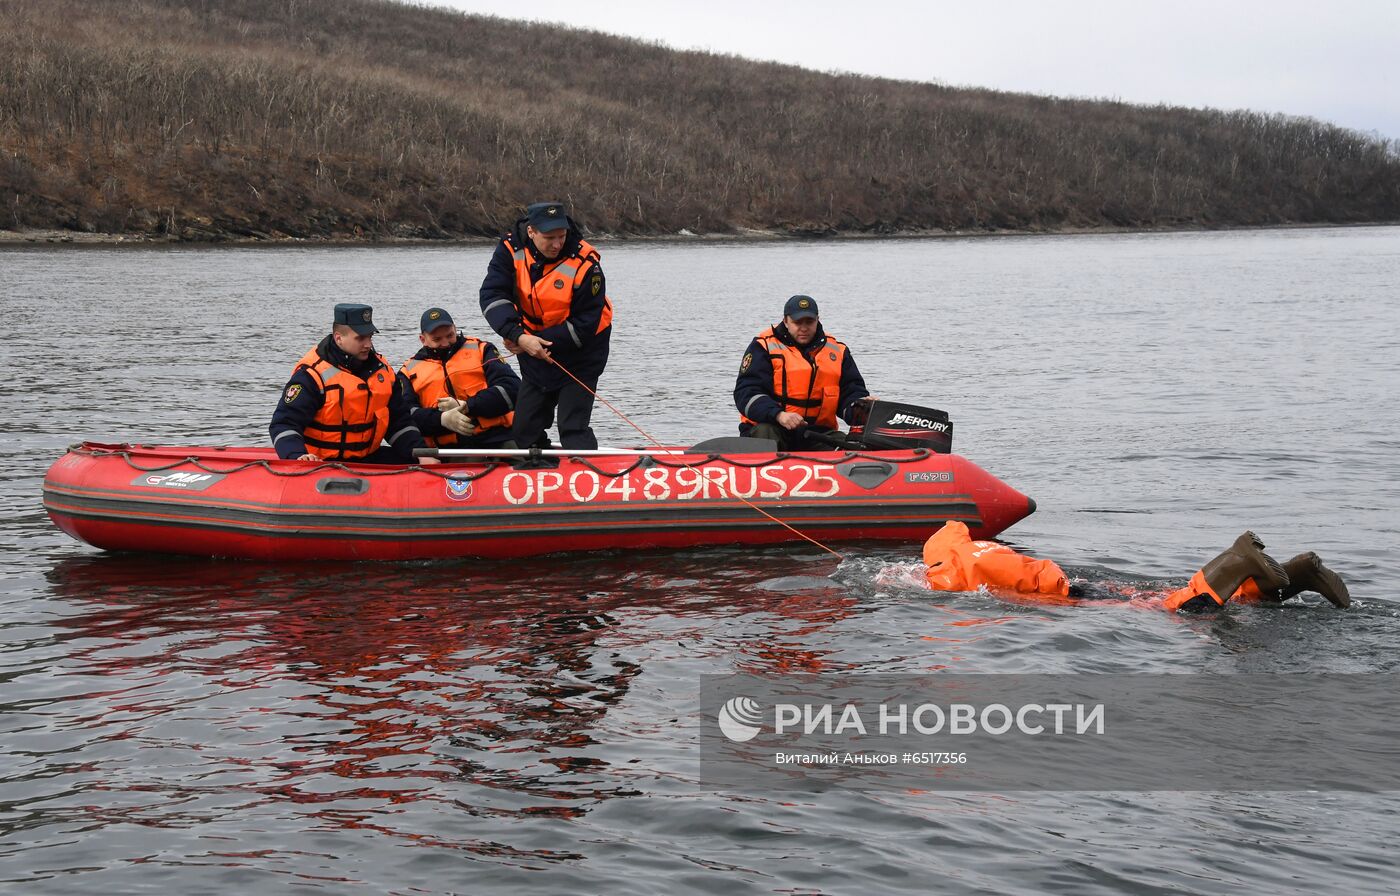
[2, 0, 1397, 240]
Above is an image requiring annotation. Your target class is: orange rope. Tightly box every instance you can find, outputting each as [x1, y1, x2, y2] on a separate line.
[486, 349, 845, 560]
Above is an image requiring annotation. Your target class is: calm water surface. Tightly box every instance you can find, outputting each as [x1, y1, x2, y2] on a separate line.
[3, 227, 1399, 893]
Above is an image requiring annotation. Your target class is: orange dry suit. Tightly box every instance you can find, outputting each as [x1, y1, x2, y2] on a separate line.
[399, 337, 513, 447]
[292, 346, 394, 460]
[1162, 573, 1263, 611]
[740, 326, 849, 430]
[510, 236, 612, 338]
[923, 521, 1070, 597]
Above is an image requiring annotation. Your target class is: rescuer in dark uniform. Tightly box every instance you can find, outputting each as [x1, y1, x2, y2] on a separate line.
[398, 307, 521, 450]
[270, 303, 436, 464]
[478, 201, 612, 450]
[735, 295, 870, 451]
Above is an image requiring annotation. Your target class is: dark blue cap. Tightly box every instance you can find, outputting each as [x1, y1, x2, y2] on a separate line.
[526, 201, 569, 232]
[333, 303, 378, 335]
[783, 294, 819, 320]
[420, 307, 454, 333]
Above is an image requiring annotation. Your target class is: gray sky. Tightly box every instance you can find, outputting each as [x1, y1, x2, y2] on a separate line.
[428, 0, 1398, 139]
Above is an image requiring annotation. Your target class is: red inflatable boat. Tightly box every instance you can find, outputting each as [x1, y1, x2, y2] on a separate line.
[43, 439, 1036, 561]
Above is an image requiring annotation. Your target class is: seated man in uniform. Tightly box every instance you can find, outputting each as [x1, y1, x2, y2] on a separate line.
[398, 307, 521, 450]
[922, 523, 1349, 611]
[734, 295, 871, 451]
[270, 303, 437, 465]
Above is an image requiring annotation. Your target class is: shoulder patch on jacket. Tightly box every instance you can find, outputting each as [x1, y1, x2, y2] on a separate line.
[740, 352, 753, 373]
[590, 273, 602, 296]
[283, 384, 302, 404]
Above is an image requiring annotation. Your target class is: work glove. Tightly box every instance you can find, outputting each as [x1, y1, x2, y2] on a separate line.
[436, 397, 476, 435]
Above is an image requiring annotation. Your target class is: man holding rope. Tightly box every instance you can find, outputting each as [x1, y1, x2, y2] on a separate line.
[478, 201, 613, 450]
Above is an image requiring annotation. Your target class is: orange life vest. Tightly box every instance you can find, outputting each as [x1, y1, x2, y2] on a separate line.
[293, 347, 394, 460]
[742, 326, 848, 429]
[1162, 572, 1264, 611]
[923, 521, 1071, 596]
[508, 236, 613, 335]
[399, 338, 513, 447]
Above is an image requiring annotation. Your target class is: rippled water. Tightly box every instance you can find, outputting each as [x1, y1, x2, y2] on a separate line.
[3, 228, 1400, 893]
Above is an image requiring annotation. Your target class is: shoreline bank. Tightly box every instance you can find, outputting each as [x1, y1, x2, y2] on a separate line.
[2, 220, 1396, 248]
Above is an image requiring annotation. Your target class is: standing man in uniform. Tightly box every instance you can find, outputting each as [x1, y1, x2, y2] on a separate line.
[735, 295, 870, 451]
[398, 307, 521, 450]
[270, 303, 437, 464]
[478, 201, 612, 450]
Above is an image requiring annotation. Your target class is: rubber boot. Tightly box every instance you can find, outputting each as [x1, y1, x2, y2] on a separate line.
[1276, 552, 1351, 609]
[1198, 531, 1291, 604]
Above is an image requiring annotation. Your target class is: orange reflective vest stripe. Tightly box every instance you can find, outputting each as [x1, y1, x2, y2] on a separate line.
[1162, 571, 1264, 610]
[742, 326, 847, 429]
[508, 236, 612, 336]
[294, 347, 393, 460]
[923, 521, 1070, 596]
[399, 338, 513, 447]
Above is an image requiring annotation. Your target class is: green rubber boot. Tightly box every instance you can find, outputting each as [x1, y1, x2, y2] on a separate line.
[1276, 552, 1351, 609]
[1199, 531, 1291, 604]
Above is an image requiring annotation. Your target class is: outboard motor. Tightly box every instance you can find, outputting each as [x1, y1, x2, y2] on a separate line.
[849, 400, 953, 454]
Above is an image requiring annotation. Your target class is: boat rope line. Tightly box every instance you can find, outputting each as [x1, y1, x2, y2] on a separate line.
[68, 445, 506, 481]
[536, 353, 847, 560]
[568, 447, 930, 478]
[69, 443, 933, 478]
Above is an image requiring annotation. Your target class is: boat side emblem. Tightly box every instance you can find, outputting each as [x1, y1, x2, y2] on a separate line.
[445, 475, 474, 501]
[132, 471, 225, 491]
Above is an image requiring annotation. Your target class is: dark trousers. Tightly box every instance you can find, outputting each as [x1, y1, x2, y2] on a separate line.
[451, 426, 515, 450]
[511, 378, 599, 450]
[361, 445, 417, 464]
[746, 421, 843, 452]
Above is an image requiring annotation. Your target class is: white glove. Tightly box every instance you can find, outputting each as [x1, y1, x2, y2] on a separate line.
[437, 398, 476, 435]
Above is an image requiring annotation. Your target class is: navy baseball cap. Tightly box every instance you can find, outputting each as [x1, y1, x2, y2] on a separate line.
[783, 295, 819, 320]
[526, 201, 569, 232]
[420, 307, 454, 333]
[333, 303, 378, 335]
